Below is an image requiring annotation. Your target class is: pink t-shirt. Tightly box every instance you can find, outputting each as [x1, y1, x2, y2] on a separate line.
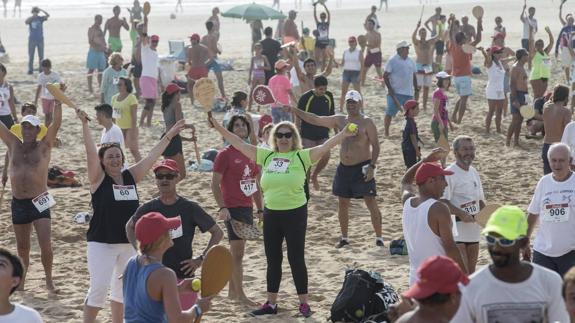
[268, 74, 292, 106]
[432, 89, 449, 126]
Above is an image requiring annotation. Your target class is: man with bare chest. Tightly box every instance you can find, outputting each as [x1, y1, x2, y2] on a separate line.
[291, 48, 333, 93]
[186, 33, 212, 106]
[361, 19, 382, 86]
[104, 5, 129, 53]
[202, 21, 226, 100]
[290, 90, 383, 248]
[412, 20, 438, 110]
[542, 85, 571, 174]
[0, 102, 61, 292]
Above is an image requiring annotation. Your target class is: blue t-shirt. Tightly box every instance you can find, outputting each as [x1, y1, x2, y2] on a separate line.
[401, 117, 419, 151]
[555, 25, 575, 54]
[384, 54, 417, 96]
[28, 16, 47, 41]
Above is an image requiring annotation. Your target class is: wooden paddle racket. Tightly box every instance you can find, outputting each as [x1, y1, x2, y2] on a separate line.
[476, 204, 502, 227]
[46, 83, 91, 121]
[472, 6, 484, 20]
[252, 84, 278, 106]
[143, 1, 151, 15]
[520, 105, 535, 119]
[357, 35, 367, 50]
[193, 245, 232, 323]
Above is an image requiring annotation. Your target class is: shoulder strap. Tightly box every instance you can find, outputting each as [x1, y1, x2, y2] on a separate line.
[304, 94, 315, 113]
[263, 151, 274, 166]
[296, 151, 307, 173]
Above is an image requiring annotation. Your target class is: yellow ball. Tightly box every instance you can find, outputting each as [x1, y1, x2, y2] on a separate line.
[191, 278, 201, 292]
[354, 308, 364, 318]
[347, 123, 358, 132]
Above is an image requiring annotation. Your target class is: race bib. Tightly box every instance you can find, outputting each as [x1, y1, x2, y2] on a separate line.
[460, 201, 479, 216]
[240, 179, 258, 197]
[543, 203, 570, 223]
[169, 215, 183, 239]
[112, 184, 138, 201]
[422, 64, 433, 74]
[112, 107, 121, 119]
[32, 191, 56, 213]
[267, 158, 290, 173]
[543, 58, 552, 66]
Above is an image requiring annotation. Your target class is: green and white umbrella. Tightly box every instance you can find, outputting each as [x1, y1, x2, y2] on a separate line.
[221, 3, 286, 21]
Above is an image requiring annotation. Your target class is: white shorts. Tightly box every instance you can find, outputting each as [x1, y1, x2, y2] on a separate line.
[416, 74, 432, 87]
[85, 242, 136, 308]
[485, 85, 505, 100]
[455, 221, 482, 243]
[561, 48, 573, 69]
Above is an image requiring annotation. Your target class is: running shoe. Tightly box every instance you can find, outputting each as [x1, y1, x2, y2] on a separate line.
[376, 238, 385, 247]
[249, 301, 277, 316]
[299, 303, 312, 317]
[335, 239, 350, 249]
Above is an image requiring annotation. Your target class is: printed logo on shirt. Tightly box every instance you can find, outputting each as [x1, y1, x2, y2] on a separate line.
[482, 302, 546, 322]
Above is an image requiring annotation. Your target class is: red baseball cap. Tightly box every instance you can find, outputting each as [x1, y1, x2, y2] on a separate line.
[135, 212, 181, 246]
[415, 162, 453, 185]
[153, 159, 179, 173]
[403, 256, 469, 299]
[348, 36, 357, 43]
[189, 33, 200, 41]
[165, 83, 184, 95]
[151, 35, 160, 41]
[403, 100, 418, 115]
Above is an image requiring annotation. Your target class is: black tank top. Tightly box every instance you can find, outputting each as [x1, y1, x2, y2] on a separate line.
[87, 170, 139, 244]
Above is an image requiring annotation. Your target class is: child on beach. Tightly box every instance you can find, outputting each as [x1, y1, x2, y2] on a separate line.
[248, 43, 270, 111]
[34, 59, 61, 126]
[401, 100, 421, 169]
[431, 71, 455, 166]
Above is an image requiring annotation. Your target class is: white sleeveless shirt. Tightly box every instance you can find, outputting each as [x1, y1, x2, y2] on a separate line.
[0, 82, 11, 116]
[343, 48, 362, 71]
[402, 197, 447, 285]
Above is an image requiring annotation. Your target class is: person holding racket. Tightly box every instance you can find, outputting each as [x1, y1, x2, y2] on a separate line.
[211, 114, 263, 306]
[123, 211, 212, 322]
[76, 108, 185, 323]
[209, 115, 357, 317]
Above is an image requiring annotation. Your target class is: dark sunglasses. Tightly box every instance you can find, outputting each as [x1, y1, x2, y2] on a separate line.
[485, 235, 516, 247]
[155, 173, 178, 180]
[275, 132, 293, 139]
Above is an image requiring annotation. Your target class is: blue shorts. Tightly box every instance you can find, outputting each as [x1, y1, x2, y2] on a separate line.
[386, 94, 413, 117]
[342, 70, 360, 84]
[510, 91, 528, 114]
[271, 107, 292, 123]
[207, 60, 222, 73]
[454, 76, 472, 97]
[86, 48, 107, 71]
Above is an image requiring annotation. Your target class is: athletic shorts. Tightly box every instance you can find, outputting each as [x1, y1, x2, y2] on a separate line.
[224, 207, 254, 241]
[11, 197, 51, 225]
[161, 133, 183, 157]
[41, 98, 55, 114]
[342, 70, 360, 84]
[510, 91, 528, 114]
[86, 48, 107, 71]
[416, 73, 432, 87]
[386, 94, 413, 117]
[521, 38, 530, 51]
[435, 41, 445, 55]
[207, 60, 222, 73]
[108, 36, 123, 52]
[533, 250, 575, 277]
[454, 75, 473, 96]
[131, 61, 142, 78]
[332, 160, 377, 199]
[140, 76, 158, 99]
[364, 52, 382, 68]
[187, 66, 209, 81]
[0, 114, 14, 128]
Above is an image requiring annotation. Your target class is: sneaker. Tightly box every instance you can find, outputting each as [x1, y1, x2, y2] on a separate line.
[299, 303, 312, 318]
[335, 239, 349, 249]
[249, 301, 278, 316]
[376, 238, 385, 247]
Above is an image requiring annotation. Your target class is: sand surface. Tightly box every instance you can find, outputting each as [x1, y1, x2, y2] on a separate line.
[0, 1, 566, 322]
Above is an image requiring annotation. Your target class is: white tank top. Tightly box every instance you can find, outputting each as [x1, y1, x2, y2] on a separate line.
[402, 197, 447, 286]
[0, 82, 11, 116]
[486, 60, 505, 90]
[343, 49, 361, 71]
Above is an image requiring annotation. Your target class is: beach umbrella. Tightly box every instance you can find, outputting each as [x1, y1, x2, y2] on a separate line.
[221, 3, 286, 21]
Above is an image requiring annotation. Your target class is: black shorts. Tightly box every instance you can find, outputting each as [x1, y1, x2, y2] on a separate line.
[161, 133, 183, 157]
[521, 38, 530, 51]
[0, 114, 14, 128]
[131, 61, 143, 78]
[332, 160, 377, 199]
[435, 41, 445, 55]
[11, 197, 51, 225]
[402, 147, 418, 169]
[224, 207, 254, 241]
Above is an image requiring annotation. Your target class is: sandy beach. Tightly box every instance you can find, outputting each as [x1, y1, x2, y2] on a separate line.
[0, 0, 567, 321]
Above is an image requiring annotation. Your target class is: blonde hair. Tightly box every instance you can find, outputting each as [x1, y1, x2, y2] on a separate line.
[137, 232, 170, 255]
[108, 52, 124, 66]
[269, 121, 302, 152]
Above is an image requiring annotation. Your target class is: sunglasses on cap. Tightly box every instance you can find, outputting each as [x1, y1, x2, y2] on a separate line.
[275, 132, 293, 139]
[485, 235, 517, 247]
[155, 173, 178, 180]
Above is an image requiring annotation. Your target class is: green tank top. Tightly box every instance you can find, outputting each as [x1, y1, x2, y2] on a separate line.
[530, 51, 551, 80]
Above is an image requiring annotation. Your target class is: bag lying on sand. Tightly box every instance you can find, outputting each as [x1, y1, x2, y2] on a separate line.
[329, 269, 399, 322]
[47, 166, 81, 188]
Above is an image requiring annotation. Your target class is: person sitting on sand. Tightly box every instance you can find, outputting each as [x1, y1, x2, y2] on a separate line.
[506, 49, 530, 147]
[290, 90, 383, 249]
[126, 159, 223, 310]
[541, 85, 570, 175]
[0, 248, 43, 322]
[527, 94, 547, 139]
[104, 6, 130, 53]
[123, 212, 212, 322]
[401, 148, 467, 285]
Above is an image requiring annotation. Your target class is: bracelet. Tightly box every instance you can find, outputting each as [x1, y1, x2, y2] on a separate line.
[192, 304, 202, 317]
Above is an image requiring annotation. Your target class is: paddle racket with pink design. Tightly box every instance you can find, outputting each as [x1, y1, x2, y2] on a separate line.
[252, 84, 278, 106]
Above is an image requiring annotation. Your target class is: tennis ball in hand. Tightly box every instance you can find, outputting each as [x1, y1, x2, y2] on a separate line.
[347, 123, 358, 132]
[191, 278, 201, 292]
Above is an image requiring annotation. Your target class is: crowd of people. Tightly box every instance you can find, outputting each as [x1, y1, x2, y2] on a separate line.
[4, 0, 575, 322]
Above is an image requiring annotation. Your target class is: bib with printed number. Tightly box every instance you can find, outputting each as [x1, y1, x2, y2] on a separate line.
[240, 179, 258, 196]
[460, 201, 479, 216]
[112, 107, 121, 119]
[423, 64, 433, 74]
[267, 158, 290, 173]
[112, 184, 138, 201]
[169, 215, 183, 239]
[32, 191, 56, 213]
[543, 203, 570, 223]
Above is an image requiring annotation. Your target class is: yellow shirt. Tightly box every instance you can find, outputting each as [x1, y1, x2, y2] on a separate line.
[10, 123, 48, 141]
[112, 93, 138, 129]
[300, 36, 315, 52]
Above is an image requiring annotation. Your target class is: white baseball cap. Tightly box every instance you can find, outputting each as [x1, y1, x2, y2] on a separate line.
[396, 41, 411, 49]
[435, 71, 451, 79]
[21, 115, 41, 127]
[345, 90, 362, 102]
